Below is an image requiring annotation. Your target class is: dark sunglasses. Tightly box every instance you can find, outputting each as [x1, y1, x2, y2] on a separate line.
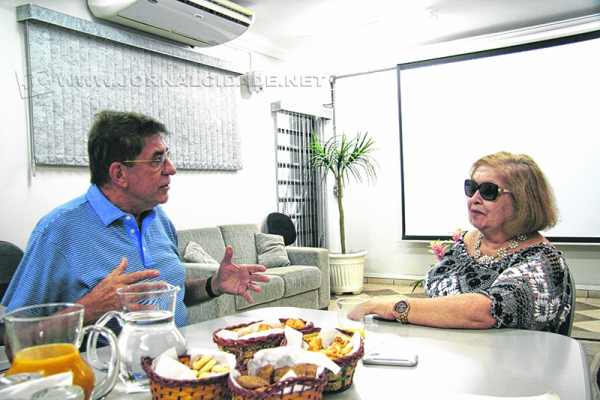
[464, 179, 512, 201]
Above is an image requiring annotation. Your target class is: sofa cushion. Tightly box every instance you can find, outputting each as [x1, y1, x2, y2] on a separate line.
[183, 262, 219, 280]
[235, 275, 285, 310]
[186, 294, 236, 324]
[177, 228, 226, 262]
[219, 224, 259, 264]
[183, 241, 219, 264]
[264, 266, 321, 298]
[255, 233, 290, 268]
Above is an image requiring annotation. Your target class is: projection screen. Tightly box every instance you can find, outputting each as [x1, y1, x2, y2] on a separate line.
[399, 30, 600, 242]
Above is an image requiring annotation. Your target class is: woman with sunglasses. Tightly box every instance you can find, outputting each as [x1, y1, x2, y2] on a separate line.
[349, 151, 572, 333]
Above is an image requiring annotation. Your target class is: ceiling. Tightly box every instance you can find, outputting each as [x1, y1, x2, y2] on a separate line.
[231, 0, 600, 63]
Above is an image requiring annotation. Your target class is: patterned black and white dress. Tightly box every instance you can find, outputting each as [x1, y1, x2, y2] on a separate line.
[424, 236, 572, 333]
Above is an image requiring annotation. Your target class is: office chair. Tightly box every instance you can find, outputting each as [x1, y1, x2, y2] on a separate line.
[0, 241, 23, 349]
[591, 348, 600, 400]
[557, 271, 576, 336]
[266, 212, 297, 246]
[0, 241, 23, 301]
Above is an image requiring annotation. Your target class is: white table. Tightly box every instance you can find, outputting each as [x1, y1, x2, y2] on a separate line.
[1, 306, 588, 399]
[101, 306, 591, 399]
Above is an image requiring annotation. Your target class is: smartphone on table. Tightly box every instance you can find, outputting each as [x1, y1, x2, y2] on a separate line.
[363, 351, 418, 367]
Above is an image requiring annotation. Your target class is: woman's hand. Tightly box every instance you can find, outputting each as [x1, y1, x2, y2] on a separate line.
[348, 293, 496, 329]
[348, 298, 400, 321]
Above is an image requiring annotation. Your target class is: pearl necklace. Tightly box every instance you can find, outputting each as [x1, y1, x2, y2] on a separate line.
[473, 232, 528, 264]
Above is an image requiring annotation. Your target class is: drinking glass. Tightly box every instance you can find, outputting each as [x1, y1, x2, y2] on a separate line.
[335, 297, 368, 336]
[88, 281, 186, 392]
[3, 303, 119, 400]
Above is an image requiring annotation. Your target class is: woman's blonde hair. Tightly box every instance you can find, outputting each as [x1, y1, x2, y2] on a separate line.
[470, 151, 558, 237]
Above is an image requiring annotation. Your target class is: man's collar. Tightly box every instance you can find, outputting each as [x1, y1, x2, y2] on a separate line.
[86, 185, 128, 226]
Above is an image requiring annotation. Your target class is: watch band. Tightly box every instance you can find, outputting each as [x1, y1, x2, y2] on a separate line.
[393, 299, 410, 324]
[206, 276, 219, 298]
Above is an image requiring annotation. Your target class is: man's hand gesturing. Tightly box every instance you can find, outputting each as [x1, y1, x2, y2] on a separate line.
[213, 246, 269, 303]
[76, 258, 160, 323]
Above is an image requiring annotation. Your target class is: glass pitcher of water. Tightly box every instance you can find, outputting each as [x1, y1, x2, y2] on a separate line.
[87, 281, 186, 392]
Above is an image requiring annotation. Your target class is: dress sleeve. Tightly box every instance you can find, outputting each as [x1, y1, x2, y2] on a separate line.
[483, 247, 569, 330]
[424, 243, 464, 297]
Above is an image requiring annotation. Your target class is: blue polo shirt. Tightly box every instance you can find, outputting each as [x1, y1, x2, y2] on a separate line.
[2, 185, 187, 326]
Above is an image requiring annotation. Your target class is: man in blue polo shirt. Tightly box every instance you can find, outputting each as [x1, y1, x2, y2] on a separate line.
[2, 110, 269, 326]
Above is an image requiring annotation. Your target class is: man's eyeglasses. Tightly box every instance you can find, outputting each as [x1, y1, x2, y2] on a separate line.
[123, 149, 171, 170]
[464, 179, 511, 201]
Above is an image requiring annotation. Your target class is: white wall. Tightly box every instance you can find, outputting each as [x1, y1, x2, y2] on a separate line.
[2, 1, 598, 288]
[330, 70, 433, 279]
[332, 68, 600, 288]
[276, 2, 600, 289]
[0, 1, 329, 249]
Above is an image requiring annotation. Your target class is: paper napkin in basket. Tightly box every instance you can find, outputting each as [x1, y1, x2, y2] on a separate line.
[152, 347, 236, 381]
[229, 346, 340, 394]
[287, 326, 361, 358]
[227, 327, 343, 394]
[245, 346, 341, 376]
[284, 326, 304, 347]
[187, 347, 237, 375]
[215, 319, 285, 340]
[153, 348, 196, 381]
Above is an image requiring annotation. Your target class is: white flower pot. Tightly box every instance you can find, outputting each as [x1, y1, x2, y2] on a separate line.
[329, 250, 367, 295]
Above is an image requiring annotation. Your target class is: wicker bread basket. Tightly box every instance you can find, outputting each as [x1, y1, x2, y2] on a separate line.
[278, 318, 320, 336]
[141, 355, 230, 400]
[228, 370, 328, 400]
[323, 331, 364, 393]
[213, 321, 286, 373]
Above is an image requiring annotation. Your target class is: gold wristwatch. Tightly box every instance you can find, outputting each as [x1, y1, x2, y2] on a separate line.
[393, 299, 410, 323]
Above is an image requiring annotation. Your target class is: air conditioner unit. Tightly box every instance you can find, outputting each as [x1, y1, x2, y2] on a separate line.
[87, 0, 254, 47]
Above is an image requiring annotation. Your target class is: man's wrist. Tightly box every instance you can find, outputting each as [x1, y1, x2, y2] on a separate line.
[76, 298, 95, 324]
[207, 276, 222, 297]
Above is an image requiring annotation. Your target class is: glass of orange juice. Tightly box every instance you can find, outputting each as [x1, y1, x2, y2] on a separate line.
[4, 303, 119, 400]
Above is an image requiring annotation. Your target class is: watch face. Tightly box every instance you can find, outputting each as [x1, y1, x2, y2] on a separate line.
[394, 300, 408, 314]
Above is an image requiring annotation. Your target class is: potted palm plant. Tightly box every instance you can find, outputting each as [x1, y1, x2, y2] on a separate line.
[310, 132, 377, 294]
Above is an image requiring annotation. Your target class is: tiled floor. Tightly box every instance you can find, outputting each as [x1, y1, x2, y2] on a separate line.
[328, 282, 426, 315]
[573, 298, 600, 340]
